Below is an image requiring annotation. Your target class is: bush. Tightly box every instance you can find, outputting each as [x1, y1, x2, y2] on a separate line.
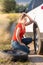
[0, 13, 21, 44]
[7, 13, 21, 23]
[7, 13, 21, 32]
[3, 0, 16, 13]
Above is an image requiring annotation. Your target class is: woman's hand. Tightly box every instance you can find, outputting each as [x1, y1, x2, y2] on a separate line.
[20, 43, 26, 46]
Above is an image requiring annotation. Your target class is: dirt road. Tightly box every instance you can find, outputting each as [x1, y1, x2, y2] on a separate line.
[28, 42, 43, 65]
[28, 55, 43, 65]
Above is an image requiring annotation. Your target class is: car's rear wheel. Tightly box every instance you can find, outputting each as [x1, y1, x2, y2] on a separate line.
[33, 22, 43, 54]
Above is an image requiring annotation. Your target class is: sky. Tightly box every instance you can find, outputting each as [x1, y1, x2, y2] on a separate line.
[16, 0, 32, 5]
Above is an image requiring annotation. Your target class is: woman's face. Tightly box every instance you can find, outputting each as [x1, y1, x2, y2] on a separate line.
[22, 17, 27, 24]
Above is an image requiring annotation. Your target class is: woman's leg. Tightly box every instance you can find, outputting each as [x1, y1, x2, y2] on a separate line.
[11, 40, 30, 53]
[21, 37, 32, 45]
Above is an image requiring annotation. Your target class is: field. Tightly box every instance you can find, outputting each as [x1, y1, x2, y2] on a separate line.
[0, 38, 34, 65]
[0, 41, 43, 65]
[0, 11, 43, 65]
[0, 1, 43, 65]
[0, 13, 34, 65]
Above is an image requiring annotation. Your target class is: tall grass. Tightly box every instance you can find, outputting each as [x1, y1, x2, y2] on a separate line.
[7, 13, 21, 23]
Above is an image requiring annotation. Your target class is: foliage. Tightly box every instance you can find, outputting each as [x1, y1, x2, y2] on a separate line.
[0, 0, 29, 13]
[3, 0, 16, 13]
[7, 13, 21, 22]
[0, 13, 21, 44]
[15, 5, 26, 12]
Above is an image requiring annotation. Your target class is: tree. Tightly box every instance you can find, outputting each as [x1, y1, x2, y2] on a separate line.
[16, 5, 26, 13]
[3, 0, 16, 13]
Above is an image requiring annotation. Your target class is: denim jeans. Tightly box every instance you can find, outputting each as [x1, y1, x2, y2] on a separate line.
[11, 38, 32, 53]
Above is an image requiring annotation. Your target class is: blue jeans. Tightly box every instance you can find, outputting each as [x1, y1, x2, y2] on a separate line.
[11, 38, 32, 53]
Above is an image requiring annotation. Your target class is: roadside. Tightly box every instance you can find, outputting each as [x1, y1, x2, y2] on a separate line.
[0, 42, 43, 65]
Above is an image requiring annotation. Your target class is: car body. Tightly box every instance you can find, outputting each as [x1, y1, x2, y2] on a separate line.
[25, 4, 43, 41]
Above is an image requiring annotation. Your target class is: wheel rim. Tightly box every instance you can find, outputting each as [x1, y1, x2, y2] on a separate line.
[33, 22, 41, 54]
[35, 28, 39, 52]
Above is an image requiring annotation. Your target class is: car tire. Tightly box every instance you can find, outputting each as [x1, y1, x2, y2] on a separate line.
[33, 22, 43, 54]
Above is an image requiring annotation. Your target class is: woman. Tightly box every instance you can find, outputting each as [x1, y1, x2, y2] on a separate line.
[11, 13, 34, 54]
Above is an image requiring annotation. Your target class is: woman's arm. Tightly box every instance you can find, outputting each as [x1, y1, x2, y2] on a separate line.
[25, 19, 34, 26]
[25, 15, 34, 26]
[22, 13, 34, 22]
[26, 14, 34, 22]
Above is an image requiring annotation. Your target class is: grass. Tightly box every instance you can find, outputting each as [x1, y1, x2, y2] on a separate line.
[0, 44, 11, 50]
[0, 13, 33, 65]
[0, 43, 34, 65]
[0, 58, 33, 65]
[0, 55, 33, 65]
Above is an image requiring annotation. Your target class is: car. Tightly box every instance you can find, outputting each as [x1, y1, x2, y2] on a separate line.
[25, 4, 43, 54]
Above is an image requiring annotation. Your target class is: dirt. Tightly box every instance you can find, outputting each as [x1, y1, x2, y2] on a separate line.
[28, 42, 43, 65]
[0, 42, 43, 65]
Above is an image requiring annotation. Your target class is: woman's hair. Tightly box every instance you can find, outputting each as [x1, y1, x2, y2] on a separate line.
[18, 13, 26, 23]
[20, 13, 26, 20]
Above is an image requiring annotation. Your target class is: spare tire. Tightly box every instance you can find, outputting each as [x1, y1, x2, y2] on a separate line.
[33, 22, 42, 54]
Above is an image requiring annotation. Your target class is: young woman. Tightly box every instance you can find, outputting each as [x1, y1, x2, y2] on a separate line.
[11, 13, 34, 54]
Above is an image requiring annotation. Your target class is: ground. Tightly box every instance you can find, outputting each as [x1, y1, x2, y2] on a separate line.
[0, 13, 43, 65]
[0, 42, 33, 65]
[0, 42, 43, 65]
